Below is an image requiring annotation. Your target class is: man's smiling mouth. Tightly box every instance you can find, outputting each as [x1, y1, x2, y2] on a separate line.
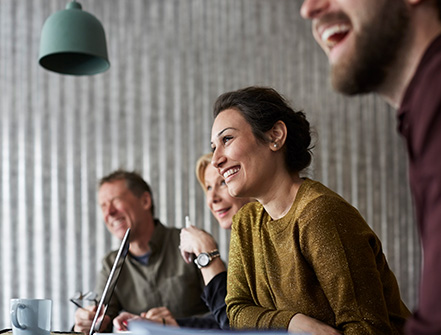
[320, 24, 350, 48]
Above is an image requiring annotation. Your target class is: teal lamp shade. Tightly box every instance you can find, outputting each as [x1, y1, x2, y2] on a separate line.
[39, 1, 110, 75]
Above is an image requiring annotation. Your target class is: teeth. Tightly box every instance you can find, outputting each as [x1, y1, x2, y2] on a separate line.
[223, 167, 239, 179]
[217, 208, 229, 214]
[111, 218, 124, 227]
[321, 24, 350, 46]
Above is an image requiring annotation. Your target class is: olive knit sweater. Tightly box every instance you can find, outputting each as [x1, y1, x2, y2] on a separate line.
[226, 178, 410, 334]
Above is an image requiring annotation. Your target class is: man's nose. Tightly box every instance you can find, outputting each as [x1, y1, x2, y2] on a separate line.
[300, 0, 328, 19]
[103, 202, 116, 217]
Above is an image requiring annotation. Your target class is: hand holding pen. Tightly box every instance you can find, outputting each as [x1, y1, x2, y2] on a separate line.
[71, 291, 101, 334]
[179, 216, 218, 264]
[180, 216, 194, 263]
[70, 291, 98, 309]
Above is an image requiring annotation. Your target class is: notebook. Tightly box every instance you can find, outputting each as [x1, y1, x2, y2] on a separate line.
[129, 320, 306, 335]
[90, 228, 131, 335]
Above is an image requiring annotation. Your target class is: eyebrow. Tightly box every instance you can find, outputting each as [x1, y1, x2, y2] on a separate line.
[99, 193, 123, 206]
[216, 127, 237, 138]
[211, 127, 237, 147]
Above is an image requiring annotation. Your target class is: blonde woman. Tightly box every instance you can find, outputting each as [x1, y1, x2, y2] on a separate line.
[113, 154, 250, 331]
[178, 153, 251, 329]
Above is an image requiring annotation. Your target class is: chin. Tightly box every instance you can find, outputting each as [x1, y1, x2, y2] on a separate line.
[113, 226, 129, 238]
[219, 219, 232, 230]
[227, 186, 242, 198]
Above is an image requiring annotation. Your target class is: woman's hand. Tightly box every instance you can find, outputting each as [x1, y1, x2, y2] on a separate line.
[142, 306, 179, 327]
[288, 313, 341, 335]
[113, 311, 142, 331]
[180, 226, 217, 263]
[113, 307, 179, 330]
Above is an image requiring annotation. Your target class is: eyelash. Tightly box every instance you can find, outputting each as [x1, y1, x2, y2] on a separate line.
[222, 135, 232, 144]
[211, 135, 233, 153]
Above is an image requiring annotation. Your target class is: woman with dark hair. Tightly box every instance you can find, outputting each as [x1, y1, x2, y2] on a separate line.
[210, 86, 410, 335]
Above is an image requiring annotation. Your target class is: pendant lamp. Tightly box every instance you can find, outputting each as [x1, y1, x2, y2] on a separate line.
[39, 1, 110, 75]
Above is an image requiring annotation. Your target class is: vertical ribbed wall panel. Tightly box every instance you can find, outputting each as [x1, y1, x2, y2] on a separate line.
[0, 0, 420, 330]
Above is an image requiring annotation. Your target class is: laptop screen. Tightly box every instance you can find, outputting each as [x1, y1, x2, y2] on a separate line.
[90, 228, 131, 335]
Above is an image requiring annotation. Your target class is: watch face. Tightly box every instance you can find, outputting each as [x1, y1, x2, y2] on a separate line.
[197, 253, 210, 267]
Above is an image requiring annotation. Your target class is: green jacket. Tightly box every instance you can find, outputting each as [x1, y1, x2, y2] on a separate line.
[96, 220, 208, 329]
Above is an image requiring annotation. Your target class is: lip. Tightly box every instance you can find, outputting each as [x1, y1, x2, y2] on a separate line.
[215, 207, 232, 218]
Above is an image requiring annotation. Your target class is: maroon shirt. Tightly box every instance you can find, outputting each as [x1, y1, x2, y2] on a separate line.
[398, 34, 441, 334]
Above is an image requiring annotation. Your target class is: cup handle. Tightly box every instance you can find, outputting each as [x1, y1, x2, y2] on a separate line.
[11, 303, 27, 329]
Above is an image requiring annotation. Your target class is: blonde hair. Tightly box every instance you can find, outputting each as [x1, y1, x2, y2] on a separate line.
[195, 153, 213, 191]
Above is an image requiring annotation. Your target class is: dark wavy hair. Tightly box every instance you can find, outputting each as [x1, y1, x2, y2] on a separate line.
[213, 86, 313, 173]
[99, 169, 155, 217]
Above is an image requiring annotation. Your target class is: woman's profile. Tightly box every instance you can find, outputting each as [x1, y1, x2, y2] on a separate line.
[210, 86, 411, 335]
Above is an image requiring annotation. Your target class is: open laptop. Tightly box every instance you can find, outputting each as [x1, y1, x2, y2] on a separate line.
[90, 228, 131, 335]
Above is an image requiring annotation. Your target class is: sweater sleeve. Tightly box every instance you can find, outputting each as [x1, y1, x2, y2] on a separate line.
[299, 196, 406, 334]
[226, 211, 296, 330]
[201, 271, 229, 330]
[175, 272, 228, 330]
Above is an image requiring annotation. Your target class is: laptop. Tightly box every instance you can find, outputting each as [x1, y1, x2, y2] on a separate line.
[90, 228, 131, 335]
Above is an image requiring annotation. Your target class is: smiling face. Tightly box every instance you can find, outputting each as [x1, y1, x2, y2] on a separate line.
[203, 164, 250, 230]
[211, 108, 275, 200]
[300, 0, 410, 94]
[98, 179, 151, 240]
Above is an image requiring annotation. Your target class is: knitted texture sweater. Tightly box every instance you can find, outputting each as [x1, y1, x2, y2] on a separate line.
[226, 178, 410, 334]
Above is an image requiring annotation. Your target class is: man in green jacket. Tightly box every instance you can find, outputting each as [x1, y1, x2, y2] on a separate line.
[74, 170, 207, 333]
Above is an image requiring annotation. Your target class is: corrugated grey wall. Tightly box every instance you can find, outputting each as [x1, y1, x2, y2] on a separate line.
[0, 0, 420, 330]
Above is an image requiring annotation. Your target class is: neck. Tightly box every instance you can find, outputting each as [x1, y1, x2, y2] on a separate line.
[129, 240, 151, 257]
[258, 172, 304, 220]
[129, 216, 155, 257]
[378, 6, 441, 108]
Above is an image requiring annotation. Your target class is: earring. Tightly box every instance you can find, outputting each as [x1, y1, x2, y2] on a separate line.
[273, 143, 278, 148]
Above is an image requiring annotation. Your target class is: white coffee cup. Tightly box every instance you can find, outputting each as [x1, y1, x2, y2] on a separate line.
[10, 298, 52, 335]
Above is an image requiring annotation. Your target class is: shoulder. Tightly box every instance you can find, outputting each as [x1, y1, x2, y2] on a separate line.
[232, 201, 263, 230]
[101, 249, 120, 268]
[296, 179, 366, 230]
[401, 35, 441, 111]
[149, 221, 183, 256]
[296, 179, 348, 213]
[152, 220, 181, 241]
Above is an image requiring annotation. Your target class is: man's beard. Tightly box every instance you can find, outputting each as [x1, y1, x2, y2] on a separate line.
[331, 2, 410, 95]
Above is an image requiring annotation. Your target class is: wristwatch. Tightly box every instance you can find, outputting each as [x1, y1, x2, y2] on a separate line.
[194, 249, 220, 269]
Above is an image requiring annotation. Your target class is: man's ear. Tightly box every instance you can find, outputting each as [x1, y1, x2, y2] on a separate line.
[267, 120, 287, 151]
[141, 192, 152, 211]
